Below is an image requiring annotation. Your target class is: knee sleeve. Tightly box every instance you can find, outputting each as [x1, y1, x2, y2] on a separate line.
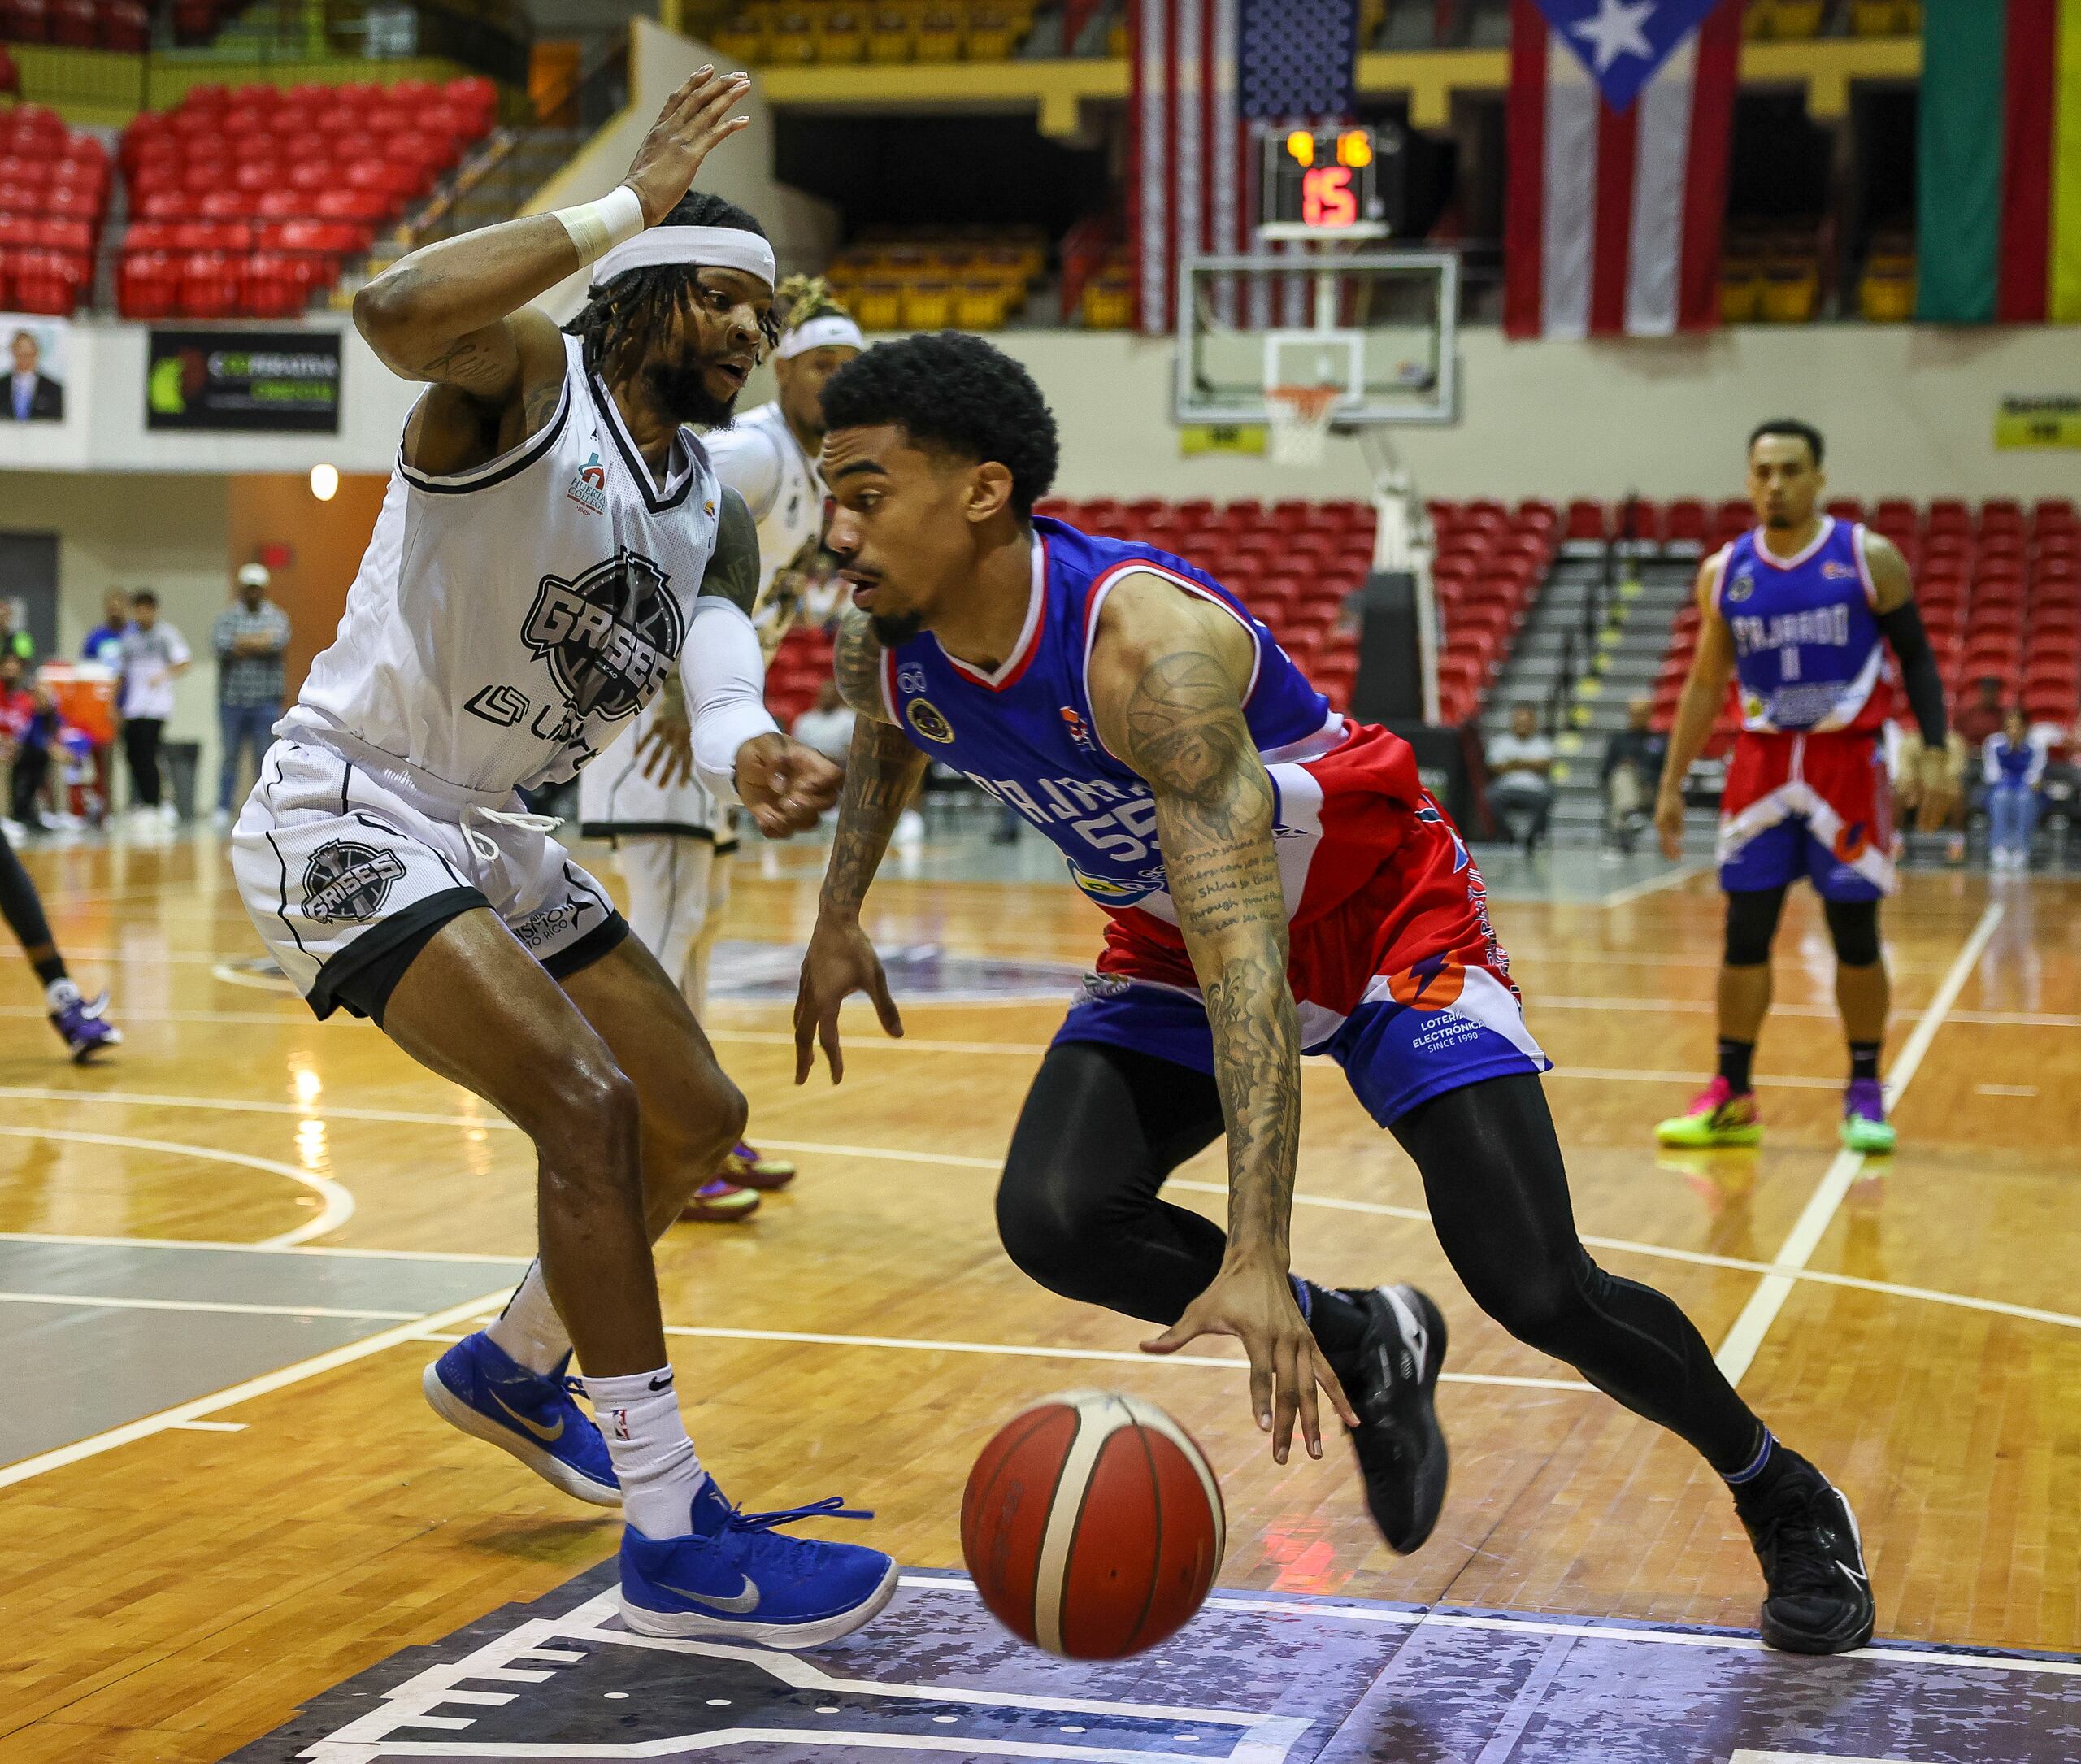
[1723, 884, 1787, 967]
[1823, 897, 1881, 968]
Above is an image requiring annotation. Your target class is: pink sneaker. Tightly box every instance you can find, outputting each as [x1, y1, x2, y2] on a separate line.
[1655, 1075, 1762, 1148]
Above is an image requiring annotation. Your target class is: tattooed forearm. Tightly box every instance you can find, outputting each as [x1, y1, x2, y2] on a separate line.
[819, 715, 928, 921]
[1126, 644, 1301, 1263]
[831, 606, 897, 723]
[697, 489, 762, 614]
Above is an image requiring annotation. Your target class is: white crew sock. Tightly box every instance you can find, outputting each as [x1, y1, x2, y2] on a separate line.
[45, 977, 80, 1011]
[585, 1367, 706, 1537]
[486, 1261, 574, 1375]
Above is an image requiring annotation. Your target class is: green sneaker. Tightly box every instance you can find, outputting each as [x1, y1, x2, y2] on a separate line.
[1839, 1079, 1896, 1154]
[1656, 1076, 1762, 1148]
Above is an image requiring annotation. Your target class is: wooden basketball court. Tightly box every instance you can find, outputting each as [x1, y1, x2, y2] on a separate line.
[0, 830, 2076, 1761]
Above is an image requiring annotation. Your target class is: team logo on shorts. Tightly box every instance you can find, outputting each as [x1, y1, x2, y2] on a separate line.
[1386, 953, 1466, 1011]
[906, 697, 956, 744]
[1832, 819, 1870, 862]
[302, 841, 406, 926]
[523, 547, 684, 722]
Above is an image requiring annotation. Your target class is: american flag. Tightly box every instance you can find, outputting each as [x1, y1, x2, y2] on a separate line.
[1130, 0, 1358, 335]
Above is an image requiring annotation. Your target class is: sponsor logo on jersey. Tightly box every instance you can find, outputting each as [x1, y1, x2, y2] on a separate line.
[1069, 866, 1151, 906]
[566, 450, 609, 515]
[1725, 571, 1754, 603]
[302, 840, 406, 925]
[1387, 953, 1466, 1011]
[906, 697, 956, 744]
[1059, 706, 1095, 752]
[1822, 560, 1857, 580]
[523, 548, 685, 722]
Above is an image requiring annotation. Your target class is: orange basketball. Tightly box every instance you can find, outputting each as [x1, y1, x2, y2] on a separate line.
[960, 1388, 1225, 1658]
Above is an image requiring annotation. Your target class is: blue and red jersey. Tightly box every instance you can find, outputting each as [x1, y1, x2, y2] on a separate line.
[1715, 518, 1892, 736]
[879, 518, 1517, 1043]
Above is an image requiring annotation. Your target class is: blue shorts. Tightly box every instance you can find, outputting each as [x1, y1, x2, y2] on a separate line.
[1718, 814, 1888, 902]
[1054, 967, 1551, 1128]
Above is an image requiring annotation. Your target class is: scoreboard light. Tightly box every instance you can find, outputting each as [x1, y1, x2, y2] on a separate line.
[1258, 124, 1401, 241]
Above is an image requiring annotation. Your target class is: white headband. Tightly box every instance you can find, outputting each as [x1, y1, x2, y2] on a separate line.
[593, 224, 777, 291]
[777, 313, 865, 359]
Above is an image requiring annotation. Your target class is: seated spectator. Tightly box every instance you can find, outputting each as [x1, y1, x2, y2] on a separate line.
[789, 680, 855, 768]
[1486, 703, 1556, 853]
[1983, 706, 2045, 871]
[1600, 697, 1665, 858]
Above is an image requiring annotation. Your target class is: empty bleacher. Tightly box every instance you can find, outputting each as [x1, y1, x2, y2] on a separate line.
[115, 74, 497, 319]
[0, 101, 108, 315]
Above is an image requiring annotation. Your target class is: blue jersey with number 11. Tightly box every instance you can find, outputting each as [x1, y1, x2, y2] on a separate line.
[1715, 517, 1892, 736]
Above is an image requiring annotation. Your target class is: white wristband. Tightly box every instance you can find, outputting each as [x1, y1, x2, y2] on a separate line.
[554, 184, 646, 268]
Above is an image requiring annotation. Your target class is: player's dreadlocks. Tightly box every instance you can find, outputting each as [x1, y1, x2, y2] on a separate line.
[563, 191, 781, 381]
[774, 272, 854, 335]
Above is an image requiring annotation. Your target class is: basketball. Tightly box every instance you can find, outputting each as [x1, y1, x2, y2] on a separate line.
[959, 1389, 1225, 1658]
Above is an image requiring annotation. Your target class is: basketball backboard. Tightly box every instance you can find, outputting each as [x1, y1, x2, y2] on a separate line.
[1173, 250, 1459, 429]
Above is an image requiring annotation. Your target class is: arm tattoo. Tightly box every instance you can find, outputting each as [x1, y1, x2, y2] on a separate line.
[1124, 645, 1300, 1261]
[819, 715, 928, 921]
[519, 373, 563, 437]
[698, 489, 762, 615]
[832, 606, 896, 723]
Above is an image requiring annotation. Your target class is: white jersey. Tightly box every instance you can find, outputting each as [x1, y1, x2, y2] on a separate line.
[289, 334, 723, 802]
[580, 398, 828, 841]
[705, 399, 830, 661]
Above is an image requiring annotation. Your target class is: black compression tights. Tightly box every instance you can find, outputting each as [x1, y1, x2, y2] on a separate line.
[997, 1041, 1765, 1474]
[0, 823, 60, 977]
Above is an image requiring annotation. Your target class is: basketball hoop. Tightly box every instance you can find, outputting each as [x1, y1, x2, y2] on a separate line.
[1266, 384, 1340, 468]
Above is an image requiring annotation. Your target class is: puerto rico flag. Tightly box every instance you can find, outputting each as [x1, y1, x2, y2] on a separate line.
[1504, 0, 1742, 339]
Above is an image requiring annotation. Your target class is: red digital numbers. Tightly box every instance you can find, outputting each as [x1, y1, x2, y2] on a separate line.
[1301, 166, 1358, 229]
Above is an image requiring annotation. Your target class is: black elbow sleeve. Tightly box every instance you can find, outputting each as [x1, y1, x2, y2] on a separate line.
[1875, 602, 1948, 749]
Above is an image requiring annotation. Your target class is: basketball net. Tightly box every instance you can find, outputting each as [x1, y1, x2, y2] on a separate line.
[1267, 384, 1340, 468]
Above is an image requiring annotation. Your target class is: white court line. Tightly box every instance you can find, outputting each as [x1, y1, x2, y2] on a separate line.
[654, 1323, 1591, 1393]
[0, 1229, 528, 1264]
[0, 1287, 515, 1489]
[0, 1288, 420, 1321]
[168, 1419, 247, 1432]
[895, 1575, 2081, 1676]
[1714, 901, 2007, 1388]
[0, 1123, 353, 1248]
[1596, 861, 1706, 907]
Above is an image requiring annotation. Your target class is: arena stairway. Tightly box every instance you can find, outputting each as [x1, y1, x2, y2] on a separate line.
[1480, 558, 1700, 841]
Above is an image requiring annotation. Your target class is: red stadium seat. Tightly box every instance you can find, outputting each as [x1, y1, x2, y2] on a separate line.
[0, 0, 53, 43]
[177, 248, 242, 317]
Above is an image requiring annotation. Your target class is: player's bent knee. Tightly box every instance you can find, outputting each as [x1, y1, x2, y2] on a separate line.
[531, 1060, 642, 1175]
[1723, 885, 1788, 968]
[994, 1168, 1105, 1301]
[1466, 1252, 1597, 1354]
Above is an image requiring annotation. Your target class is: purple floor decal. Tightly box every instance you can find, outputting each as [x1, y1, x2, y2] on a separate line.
[226, 1566, 2081, 1763]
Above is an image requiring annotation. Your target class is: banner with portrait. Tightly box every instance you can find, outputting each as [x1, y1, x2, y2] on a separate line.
[0, 315, 68, 426]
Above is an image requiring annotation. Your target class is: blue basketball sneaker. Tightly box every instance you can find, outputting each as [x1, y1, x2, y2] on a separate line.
[619, 1481, 898, 1649]
[422, 1332, 619, 1507]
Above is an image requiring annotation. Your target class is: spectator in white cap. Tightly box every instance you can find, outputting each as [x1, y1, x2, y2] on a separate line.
[213, 560, 292, 826]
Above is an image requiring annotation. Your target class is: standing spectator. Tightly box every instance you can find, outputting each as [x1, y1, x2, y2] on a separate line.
[116, 589, 189, 823]
[81, 591, 129, 663]
[1600, 697, 1666, 858]
[789, 680, 854, 769]
[1486, 703, 1557, 853]
[0, 600, 30, 664]
[0, 655, 56, 831]
[1983, 706, 2044, 871]
[212, 563, 291, 827]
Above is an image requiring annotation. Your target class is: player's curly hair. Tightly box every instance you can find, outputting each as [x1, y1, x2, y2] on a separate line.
[775, 272, 854, 334]
[819, 331, 1059, 519]
[563, 191, 781, 378]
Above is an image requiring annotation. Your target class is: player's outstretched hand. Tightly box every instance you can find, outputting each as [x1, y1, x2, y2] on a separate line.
[635, 710, 693, 789]
[622, 66, 754, 227]
[1141, 1258, 1357, 1466]
[793, 917, 903, 1085]
[736, 733, 839, 838]
[1653, 785, 1687, 861]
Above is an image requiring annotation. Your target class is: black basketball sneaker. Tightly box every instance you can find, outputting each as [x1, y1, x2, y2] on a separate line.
[1335, 1284, 1449, 1553]
[1733, 1448, 1876, 1654]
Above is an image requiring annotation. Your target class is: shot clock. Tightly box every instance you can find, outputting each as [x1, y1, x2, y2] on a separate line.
[1258, 124, 1404, 242]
